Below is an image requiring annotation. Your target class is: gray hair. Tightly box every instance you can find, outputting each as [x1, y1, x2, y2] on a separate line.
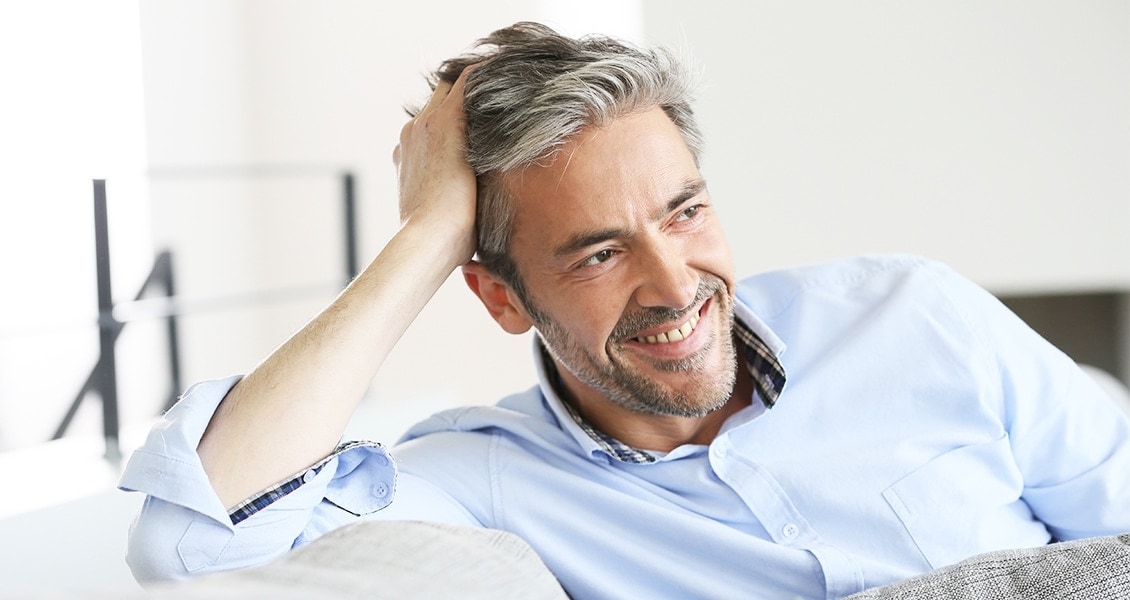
[431, 22, 703, 295]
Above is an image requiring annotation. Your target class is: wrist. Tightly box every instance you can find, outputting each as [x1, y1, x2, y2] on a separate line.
[398, 213, 476, 269]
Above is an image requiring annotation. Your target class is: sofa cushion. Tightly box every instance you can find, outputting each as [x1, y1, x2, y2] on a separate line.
[143, 520, 568, 599]
[848, 533, 1130, 599]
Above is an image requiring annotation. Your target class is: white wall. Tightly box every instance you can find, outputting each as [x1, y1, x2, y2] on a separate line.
[644, 1, 1130, 295]
[2, 1, 1127, 594]
[138, 1, 1129, 432]
[136, 1, 648, 442]
[2, 5, 647, 591]
[2, 3, 1119, 452]
[0, 1, 161, 450]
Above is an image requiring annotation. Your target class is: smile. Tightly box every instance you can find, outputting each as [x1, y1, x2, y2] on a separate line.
[634, 312, 701, 344]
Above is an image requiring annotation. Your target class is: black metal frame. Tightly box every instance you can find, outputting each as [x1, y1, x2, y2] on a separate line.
[53, 171, 358, 460]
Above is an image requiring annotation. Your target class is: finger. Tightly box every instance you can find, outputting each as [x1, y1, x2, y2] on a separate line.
[421, 65, 478, 122]
[419, 79, 455, 117]
[447, 64, 476, 101]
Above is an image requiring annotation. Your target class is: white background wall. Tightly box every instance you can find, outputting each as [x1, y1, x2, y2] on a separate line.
[6, 1, 1122, 454]
[0, 2, 160, 451]
[139, 0, 1129, 434]
[135, 0, 649, 443]
[0, 0, 643, 592]
[645, 1, 1129, 295]
[1, 0, 1126, 593]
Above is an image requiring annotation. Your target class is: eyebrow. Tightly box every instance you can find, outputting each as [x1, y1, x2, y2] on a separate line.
[550, 179, 708, 260]
[660, 179, 708, 218]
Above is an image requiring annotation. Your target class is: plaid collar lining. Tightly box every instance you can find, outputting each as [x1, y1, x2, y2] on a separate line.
[544, 316, 787, 464]
[733, 317, 786, 409]
[558, 394, 662, 463]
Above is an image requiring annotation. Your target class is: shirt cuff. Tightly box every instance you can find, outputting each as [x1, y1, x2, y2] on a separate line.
[228, 440, 391, 525]
[119, 376, 242, 525]
[119, 376, 397, 527]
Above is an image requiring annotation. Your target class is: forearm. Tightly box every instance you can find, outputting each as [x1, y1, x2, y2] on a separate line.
[197, 219, 467, 508]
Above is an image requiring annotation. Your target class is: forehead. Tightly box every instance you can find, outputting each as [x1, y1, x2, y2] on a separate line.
[504, 107, 702, 255]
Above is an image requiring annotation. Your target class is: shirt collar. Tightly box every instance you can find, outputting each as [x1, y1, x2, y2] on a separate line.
[732, 293, 788, 409]
[533, 295, 788, 463]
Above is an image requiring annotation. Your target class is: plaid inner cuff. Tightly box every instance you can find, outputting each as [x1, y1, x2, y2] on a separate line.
[228, 440, 381, 526]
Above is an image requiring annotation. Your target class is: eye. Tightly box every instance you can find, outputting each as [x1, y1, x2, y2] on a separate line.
[578, 248, 616, 269]
[675, 204, 702, 222]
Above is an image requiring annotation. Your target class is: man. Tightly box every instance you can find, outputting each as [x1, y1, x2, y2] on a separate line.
[121, 22, 1130, 598]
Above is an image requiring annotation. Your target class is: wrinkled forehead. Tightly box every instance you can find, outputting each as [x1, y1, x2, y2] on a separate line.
[501, 108, 703, 260]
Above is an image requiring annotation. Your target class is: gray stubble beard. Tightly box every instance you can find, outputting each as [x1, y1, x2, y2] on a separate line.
[532, 275, 739, 418]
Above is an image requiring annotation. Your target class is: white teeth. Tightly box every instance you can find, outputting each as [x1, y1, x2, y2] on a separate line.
[678, 320, 693, 338]
[635, 313, 700, 344]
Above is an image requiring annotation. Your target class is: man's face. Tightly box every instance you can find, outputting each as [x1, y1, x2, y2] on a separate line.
[505, 107, 738, 418]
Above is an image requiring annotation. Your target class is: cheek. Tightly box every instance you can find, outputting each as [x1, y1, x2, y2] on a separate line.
[547, 283, 633, 347]
[688, 226, 736, 285]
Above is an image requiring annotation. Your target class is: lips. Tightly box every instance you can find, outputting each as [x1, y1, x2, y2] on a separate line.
[609, 275, 724, 348]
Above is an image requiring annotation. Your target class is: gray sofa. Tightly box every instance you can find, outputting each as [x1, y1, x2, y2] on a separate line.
[101, 522, 1130, 599]
[847, 533, 1130, 599]
[136, 520, 568, 599]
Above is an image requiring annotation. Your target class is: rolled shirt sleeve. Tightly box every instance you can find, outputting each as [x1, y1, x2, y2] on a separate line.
[118, 376, 396, 583]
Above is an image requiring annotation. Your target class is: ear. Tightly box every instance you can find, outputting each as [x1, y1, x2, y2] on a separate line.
[461, 261, 534, 335]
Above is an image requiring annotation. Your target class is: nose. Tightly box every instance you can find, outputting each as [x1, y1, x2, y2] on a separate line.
[633, 238, 698, 310]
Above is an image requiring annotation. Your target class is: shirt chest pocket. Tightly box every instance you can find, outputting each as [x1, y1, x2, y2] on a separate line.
[881, 434, 1047, 569]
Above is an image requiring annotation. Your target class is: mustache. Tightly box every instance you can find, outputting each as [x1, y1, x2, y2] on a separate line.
[610, 276, 725, 341]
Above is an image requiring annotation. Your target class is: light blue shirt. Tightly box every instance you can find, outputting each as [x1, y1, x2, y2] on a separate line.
[120, 255, 1130, 599]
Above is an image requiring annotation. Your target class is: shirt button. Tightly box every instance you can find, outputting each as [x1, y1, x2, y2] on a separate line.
[302, 469, 317, 484]
[710, 445, 726, 459]
[372, 483, 390, 498]
[782, 523, 800, 539]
